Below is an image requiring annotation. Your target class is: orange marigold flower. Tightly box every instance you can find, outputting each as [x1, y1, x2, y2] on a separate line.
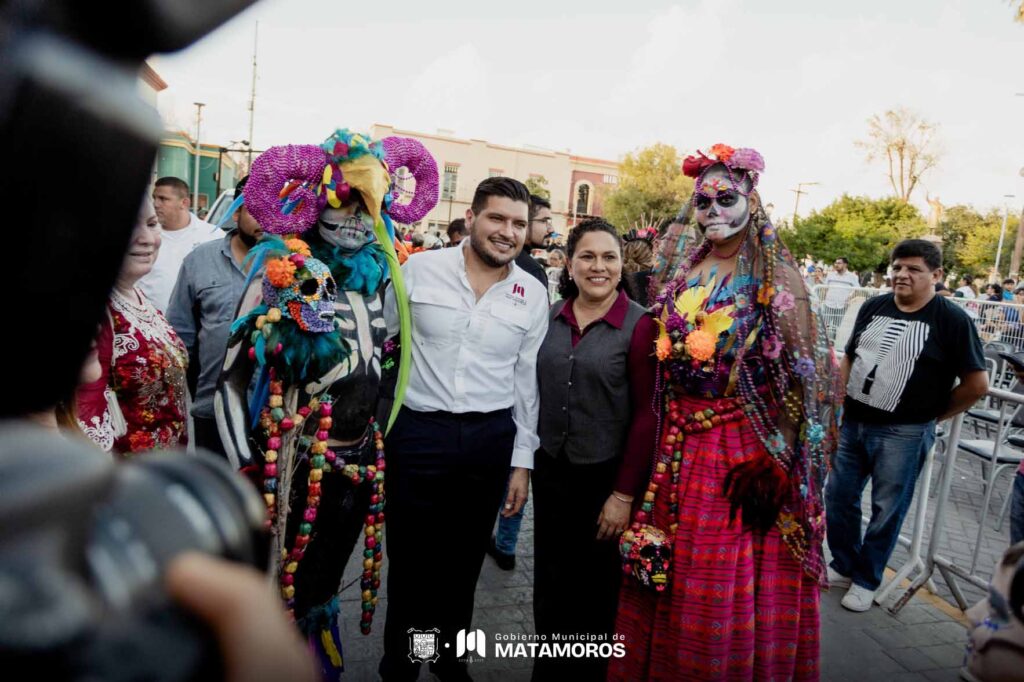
[757, 284, 776, 306]
[655, 331, 672, 361]
[284, 238, 312, 257]
[709, 143, 735, 162]
[266, 257, 297, 288]
[685, 328, 716, 362]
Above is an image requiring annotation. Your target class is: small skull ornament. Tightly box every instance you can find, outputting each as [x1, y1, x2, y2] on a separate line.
[263, 253, 338, 333]
[620, 524, 673, 592]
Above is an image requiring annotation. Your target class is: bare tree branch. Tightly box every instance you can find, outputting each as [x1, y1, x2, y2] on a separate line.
[854, 107, 941, 203]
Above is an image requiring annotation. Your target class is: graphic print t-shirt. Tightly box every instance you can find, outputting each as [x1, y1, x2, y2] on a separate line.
[844, 294, 985, 424]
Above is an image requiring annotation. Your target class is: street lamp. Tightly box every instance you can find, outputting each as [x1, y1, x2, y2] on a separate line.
[192, 102, 206, 210]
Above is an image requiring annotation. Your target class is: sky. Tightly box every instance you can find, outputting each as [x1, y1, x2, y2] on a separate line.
[152, 0, 1024, 220]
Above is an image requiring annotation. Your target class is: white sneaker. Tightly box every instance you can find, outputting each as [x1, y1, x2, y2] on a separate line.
[827, 567, 852, 588]
[841, 584, 876, 612]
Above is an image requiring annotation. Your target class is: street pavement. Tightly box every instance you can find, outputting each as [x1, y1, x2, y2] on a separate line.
[336, 492, 972, 681]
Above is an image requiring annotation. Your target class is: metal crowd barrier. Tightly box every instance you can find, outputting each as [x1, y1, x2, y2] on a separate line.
[887, 388, 1024, 613]
[810, 284, 1024, 353]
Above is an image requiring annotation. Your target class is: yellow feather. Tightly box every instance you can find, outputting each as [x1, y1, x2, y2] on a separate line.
[703, 306, 737, 337]
[320, 629, 344, 668]
[674, 277, 716, 319]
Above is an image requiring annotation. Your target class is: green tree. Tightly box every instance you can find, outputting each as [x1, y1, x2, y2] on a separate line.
[954, 207, 1019, 277]
[936, 204, 985, 273]
[782, 195, 927, 274]
[523, 175, 550, 201]
[602, 143, 694, 232]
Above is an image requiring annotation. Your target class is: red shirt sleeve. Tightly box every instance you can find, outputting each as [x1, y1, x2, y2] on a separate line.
[75, 311, 114, 433]
[614, 314, 660, 497]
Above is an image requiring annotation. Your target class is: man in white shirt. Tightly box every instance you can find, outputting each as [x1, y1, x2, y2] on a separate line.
[138, 177, 221, 312]
[380, 177, 548, 681]
[821, 256, 861, 332]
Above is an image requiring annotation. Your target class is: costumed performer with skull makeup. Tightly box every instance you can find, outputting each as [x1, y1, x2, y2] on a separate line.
[214, 129, 437, 680]
[611, 145, 842, 681]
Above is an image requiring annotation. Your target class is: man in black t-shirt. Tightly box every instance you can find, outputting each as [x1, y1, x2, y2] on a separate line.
[825, 239, 988, 613]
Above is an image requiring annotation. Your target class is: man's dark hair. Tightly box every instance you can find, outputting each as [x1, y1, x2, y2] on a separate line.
[155, 176, 190, 199]
[235, 174, 249, 196]
[891, 239, 943, 271]
[1004, 278, 1016, 287]
[835, 256, 849, 265]
[446, 218, 467, 240]
[961, 273, 974, 285]
[528, 193, 551, 221]
[470, 176, 529, 214]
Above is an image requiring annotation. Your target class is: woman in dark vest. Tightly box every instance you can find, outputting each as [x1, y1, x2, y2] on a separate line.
[531, 218, 659, 681]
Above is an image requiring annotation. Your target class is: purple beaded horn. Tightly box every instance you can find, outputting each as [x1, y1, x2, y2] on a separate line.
[245, 145, 330, 236]
[381, 137, 439, 224]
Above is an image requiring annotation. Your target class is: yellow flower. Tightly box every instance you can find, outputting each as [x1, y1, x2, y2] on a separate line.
[778, 512, 798, 535]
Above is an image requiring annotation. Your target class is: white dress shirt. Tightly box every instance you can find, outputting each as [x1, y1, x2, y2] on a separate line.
[384, 242, 549, 469]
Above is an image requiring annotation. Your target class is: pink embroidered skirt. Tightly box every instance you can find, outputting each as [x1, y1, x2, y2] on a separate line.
[610, 394, 820, 681]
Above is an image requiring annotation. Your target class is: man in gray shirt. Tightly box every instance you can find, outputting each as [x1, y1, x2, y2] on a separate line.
[167, 176, 263, 455]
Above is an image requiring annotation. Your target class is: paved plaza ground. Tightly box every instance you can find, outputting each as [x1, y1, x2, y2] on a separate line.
[337, 487, 979, 681]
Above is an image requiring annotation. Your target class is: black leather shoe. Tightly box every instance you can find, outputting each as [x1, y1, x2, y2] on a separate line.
[486, 535, 515, 571]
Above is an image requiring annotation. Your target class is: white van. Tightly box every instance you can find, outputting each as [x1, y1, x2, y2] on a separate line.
[206, 189, 236, 231]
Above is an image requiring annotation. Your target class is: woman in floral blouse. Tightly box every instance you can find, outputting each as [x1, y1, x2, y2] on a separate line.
[76, 197, 188, 455]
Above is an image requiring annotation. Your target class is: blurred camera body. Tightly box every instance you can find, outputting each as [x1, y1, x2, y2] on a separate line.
[0, 424, 267, 680]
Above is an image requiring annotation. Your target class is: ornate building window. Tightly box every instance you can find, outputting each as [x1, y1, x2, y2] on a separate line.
[576, 183, 590, 215]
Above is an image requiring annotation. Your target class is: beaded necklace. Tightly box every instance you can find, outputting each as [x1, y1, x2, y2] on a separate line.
[259, 377, 386, 633]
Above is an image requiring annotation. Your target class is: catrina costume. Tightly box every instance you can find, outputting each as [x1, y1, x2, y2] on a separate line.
[214, 129, 438, 679]
[613, 145, 842, 681]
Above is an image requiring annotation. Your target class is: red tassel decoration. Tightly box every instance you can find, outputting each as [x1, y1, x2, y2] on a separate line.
[723, 454, 788, 532]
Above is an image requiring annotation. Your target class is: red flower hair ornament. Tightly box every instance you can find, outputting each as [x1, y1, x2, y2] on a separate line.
[681, 144, 765, 184]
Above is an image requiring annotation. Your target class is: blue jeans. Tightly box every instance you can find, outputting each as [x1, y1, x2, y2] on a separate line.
[1011, 471, 1024, 545]
[494, 470, 526, 555]
[825, 418, 935, 590]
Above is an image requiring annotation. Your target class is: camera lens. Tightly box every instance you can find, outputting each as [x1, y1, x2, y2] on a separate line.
[86, 451, 267, 607]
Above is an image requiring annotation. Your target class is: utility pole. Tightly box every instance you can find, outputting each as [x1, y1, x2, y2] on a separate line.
[247, 21, 259, 169]
[789, 181, 819, 226]
[1012, 168, 1024, 278]
[996, 194, 1016, 279]
[192, 102, 205, 210]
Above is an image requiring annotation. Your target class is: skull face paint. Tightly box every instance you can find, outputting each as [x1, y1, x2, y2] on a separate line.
[693, 166, 751, 243]
[263, 256, 338, 333]
[318, 203, 376, 253]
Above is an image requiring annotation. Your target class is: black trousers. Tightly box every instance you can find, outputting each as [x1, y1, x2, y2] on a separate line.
[192, 415, 226, 459]
[380, 407, 515, 681]
[532, 450, 622, 682]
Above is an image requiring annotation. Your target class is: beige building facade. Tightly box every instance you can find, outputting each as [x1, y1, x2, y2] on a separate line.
[369, 124, 619, 236]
